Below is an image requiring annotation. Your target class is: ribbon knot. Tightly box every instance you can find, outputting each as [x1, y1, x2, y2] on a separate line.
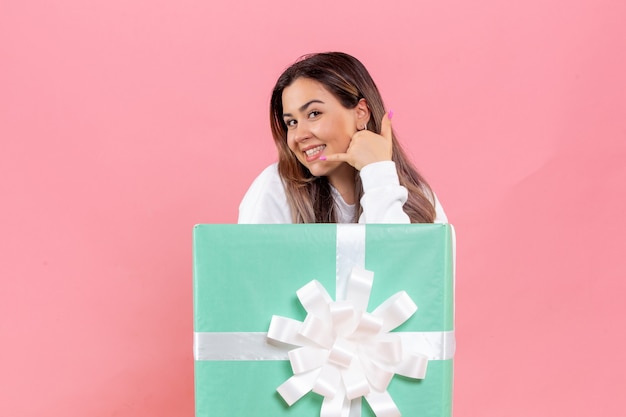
[267, 266, 428, 417]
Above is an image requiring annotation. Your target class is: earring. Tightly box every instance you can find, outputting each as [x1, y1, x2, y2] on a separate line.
[361, 123, 368, 131]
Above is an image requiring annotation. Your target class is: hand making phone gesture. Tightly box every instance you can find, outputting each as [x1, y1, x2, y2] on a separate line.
[321, 111, 394, 171]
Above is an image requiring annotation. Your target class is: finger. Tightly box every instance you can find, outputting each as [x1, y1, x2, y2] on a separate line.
[380, 111, 393, 142]
[320, 153, 351, 164]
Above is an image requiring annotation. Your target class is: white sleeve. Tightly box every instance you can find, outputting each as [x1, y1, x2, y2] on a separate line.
[358, 161, 411, 224]
[358, 161, 449, 224]
[237, 163, 293, 224]
[432, 193, 448, 224]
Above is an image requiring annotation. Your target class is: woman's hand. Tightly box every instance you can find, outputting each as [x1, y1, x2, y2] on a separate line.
[321, 112, 393, 171]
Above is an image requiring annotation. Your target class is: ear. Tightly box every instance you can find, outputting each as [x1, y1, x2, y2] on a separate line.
[354, 98, 371, 129]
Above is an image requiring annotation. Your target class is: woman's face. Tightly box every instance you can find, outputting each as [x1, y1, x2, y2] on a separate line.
[282, 77, 358, 181]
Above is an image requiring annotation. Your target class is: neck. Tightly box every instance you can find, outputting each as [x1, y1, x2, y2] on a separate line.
[328, 164, 356, 205]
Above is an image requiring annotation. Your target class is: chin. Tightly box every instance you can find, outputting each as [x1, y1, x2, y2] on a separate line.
[306, 162, 339, 178]
[306, 167, 328, 177]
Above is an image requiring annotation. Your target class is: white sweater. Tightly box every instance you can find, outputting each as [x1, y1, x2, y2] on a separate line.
[238, 161, 448, 224]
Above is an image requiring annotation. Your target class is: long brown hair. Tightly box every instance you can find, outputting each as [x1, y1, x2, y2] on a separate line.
[270, 52, 436, 223]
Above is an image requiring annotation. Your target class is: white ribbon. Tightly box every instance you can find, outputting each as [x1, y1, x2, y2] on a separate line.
[267, 266, 429, 417]
[193, 331, 455, 361]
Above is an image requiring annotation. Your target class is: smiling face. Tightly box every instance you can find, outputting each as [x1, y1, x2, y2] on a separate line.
[282, 77, 359, 184]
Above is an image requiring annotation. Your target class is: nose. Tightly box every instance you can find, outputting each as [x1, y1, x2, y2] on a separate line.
[293, 122, 311, 143]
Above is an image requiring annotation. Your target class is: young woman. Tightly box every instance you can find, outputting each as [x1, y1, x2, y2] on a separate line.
[238, 52, 447, 224]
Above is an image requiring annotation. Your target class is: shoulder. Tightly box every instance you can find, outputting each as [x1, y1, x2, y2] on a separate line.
[238, 163, 292, 223]
[249, 162, 282, 186]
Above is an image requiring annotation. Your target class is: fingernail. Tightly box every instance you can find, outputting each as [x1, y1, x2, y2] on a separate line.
[319, 156, 327, 161]
[388, 110, 394, 120]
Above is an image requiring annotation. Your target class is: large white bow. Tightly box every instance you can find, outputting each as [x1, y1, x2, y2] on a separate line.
[267, 267, 428, 417]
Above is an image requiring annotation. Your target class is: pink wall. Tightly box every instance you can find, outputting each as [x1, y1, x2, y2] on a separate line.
[1, 0, 625, 416]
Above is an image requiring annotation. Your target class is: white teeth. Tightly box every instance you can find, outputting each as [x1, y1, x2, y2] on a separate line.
[305, 145, 325, 156]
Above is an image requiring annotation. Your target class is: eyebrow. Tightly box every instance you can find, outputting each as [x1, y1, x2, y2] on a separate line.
[282, 99, 325, 118]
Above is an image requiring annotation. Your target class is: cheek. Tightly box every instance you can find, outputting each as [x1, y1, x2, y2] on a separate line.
[314, 116, 352, 145]
[286, 134, 300, 155]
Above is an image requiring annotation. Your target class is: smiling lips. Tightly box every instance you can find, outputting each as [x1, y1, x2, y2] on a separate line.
[303, 145, 326, 162]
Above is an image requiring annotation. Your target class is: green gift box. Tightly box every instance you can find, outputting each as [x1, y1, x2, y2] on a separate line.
[193, 224, 455, 417]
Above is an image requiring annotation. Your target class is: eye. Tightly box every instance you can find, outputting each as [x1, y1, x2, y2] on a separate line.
[284, 119, 297, 129]
[308, 111, 321, 119]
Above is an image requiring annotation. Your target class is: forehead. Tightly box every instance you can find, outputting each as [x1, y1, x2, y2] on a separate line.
[281, 78, 338, 111]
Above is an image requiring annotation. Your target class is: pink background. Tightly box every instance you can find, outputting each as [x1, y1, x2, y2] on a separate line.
[1, 0, 625, 415]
